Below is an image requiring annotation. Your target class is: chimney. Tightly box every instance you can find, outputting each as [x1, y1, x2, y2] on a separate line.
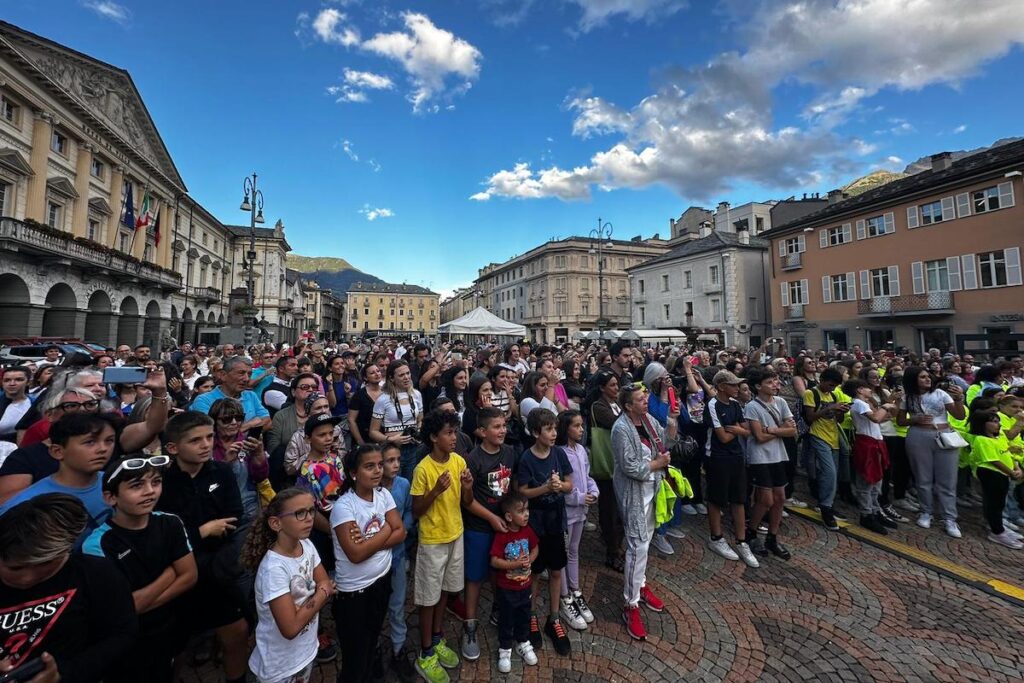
[738, 229, 750, 245]
[802, 193, 807, 199]
[827, 189, 845, 205]
[669, 217, 676, 234]
[931, 152, 953, 171]
[717, 201, 730, 213]
[698, 221, 713, 238]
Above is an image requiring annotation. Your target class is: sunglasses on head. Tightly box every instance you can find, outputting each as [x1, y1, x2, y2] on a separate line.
[217, 415, 244, 424]
[109, 454, 171, 482]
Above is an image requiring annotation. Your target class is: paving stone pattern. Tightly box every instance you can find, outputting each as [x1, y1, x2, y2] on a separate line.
[180, 491, 1024, 682]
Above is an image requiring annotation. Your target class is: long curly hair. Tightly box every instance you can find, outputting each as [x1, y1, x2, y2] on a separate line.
[241, 487, 312, 572]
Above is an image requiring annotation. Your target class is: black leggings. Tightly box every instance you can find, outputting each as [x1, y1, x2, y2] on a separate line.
[334, 570, 392, 683]
[595, 478, 623, 561]
[884, 436, 910, 500]
[977, 467, 1009, 534]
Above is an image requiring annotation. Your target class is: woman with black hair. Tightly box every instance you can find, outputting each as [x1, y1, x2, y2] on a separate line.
[438, 366, 469, 424]
[461, 374, 493, 442]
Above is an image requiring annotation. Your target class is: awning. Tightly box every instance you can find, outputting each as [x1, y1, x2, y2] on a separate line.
[621, 329, 688, 343]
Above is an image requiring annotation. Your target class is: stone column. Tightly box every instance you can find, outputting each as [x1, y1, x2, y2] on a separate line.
[157, 203, 174, 268]
[25, 112, 52, 222]
[71, 143, 93, 238]
[108, 166, 124, 248]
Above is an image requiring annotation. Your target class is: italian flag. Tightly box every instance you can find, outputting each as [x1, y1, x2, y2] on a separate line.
[135, 190, 152, 230]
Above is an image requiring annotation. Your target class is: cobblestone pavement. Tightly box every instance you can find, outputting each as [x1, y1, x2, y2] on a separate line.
[180, 491, 1024, 682]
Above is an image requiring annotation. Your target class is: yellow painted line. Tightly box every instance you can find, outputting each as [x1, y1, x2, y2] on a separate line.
[785, 504, 1024, 607]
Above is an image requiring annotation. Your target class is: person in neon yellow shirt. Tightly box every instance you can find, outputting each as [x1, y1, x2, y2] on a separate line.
[969, 410, 1023, 549]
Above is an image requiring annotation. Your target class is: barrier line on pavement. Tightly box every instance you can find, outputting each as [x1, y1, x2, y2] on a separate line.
[785, 505, 1024, 608]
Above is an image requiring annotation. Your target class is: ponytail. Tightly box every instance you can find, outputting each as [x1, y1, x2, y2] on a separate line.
[241, 487, 309, 571]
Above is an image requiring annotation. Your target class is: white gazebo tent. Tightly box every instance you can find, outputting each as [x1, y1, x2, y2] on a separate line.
[621, 329, 688, 345]
[584, 329, 626, 342]
[437, 307, 526, 338]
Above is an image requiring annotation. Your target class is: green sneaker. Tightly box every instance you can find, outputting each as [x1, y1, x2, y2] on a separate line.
[434, 638, 460, 669]
[415, 652, 450, 683]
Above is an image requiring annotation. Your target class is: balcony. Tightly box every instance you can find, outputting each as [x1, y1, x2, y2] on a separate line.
[781, 253, 802, 271]
[702, 281, 723, 294]
[785, 304, 805, 321]
[0, 217, 182, 291]
[188, 286, 221, 304]
[857, 292, 955, 317]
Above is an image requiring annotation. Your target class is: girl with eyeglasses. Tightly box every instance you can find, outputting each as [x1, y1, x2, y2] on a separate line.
[211, 398, 269, 523]
[242, 488, 335, 683]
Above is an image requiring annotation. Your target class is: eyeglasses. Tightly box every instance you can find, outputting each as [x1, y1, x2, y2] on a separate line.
[276, 506, 316, 521]
[296, 384, 318, 391]
[108, 454, 171, 482]
[58, 399, 100, 412]
[217, 415, 244, 424]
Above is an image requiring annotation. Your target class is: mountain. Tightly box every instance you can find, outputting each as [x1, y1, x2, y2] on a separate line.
[287, 254, 385, 295]
[902, 136, 1024, 175]
[842, 170, 907, 196]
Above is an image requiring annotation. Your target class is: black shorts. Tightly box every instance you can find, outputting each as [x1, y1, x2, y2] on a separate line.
[531, 531, 567, 573]
[748, 461, 789, 489]
[180, 575, 247, 632]
[705, 456, 747, 506]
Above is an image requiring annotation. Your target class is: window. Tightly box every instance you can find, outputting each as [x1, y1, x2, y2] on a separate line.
[733, 218, 749, 232]
[684, 302, 693, 317]
[661, 274, 669, 291]
[617, 280, 626, 294]
[555, 255, 566, 269]
[581, 302, 589, 315]
[783, 236, 805, 254]
[749, 297, 759, 320]
[0, 182, 7, 217]
[825, 224, 852, 246]
[638, 279, 645, 295]
[973, 186, 1001, 213]
[46, 201, 61, 229]
[979, 250, 1008, 288]
[581, 277, 589, 292]
[90, 157, 105, 179]
[556, 301, 567, 316]
[119, 230, 130, 253]
[87, 218, 100, 241]
[829, 274, 853, 302]
[201, 232, 208, 246]
[866, 215, 887, 237]
[866, 329, 894, 351]
[663, 303, 670, 320]
[618, 257, 625, 269]
[580, 255, 588, 268]
[709, 264, 720, 284]
[0, 95, 18, 124]
[925, 259, 949, 292]
[786, 280, 808, 305]
[709, 298, 722, 321]
[755, 216, 764, 233]
[144, 244, 154, 263]
[824, 329, 848, 352]
[556, 277, 567, 292]
[683, 270, 692, 288]
[869, 267, 891, 297]
[50, 131, 67, 155]
[639, 307, 646, 326]
[920, 200, 944, 225]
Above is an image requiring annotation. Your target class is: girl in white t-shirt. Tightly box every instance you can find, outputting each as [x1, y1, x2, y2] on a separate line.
[845, 380, 897, 536]
[242, 488, 335, 683]
[331, 444, 407, 682]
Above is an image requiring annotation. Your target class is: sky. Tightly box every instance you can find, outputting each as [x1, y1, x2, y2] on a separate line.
[5, 0, 1024, 296]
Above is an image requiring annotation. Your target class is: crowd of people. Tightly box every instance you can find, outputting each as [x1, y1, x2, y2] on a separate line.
[0, 335, 1021, 683]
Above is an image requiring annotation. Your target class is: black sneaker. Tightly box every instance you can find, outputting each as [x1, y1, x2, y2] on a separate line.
[391, 650, 417, 683]
[881, 505, 909, 524]
[528, 613, 543, 650]
[820, 507, 840, 531]
[875, 511, 898, 530]
[544, 617, 571, 656]
[860, 514, 888, 535]
[747, 536, 769, 557]
[832, 509, 848, 522]
[489, 607, 499, 627]
[765, 536, 792, 560]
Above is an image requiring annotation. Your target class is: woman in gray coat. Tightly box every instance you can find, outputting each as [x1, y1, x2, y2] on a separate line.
[611, 383, 676, 641]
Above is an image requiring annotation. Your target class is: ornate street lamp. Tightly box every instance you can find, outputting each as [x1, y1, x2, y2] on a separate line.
[589, 218, 614, 342]
[240, 173, 265, 346]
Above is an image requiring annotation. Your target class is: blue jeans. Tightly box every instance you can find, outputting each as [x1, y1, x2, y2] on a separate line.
[388, 555, 408, 655]
[399, 443, 422, 483]
[809, 435, 839, 508]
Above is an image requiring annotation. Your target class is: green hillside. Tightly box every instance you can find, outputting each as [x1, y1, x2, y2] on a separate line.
[287, 255, 357, 273]
[286, 254, 385, 295]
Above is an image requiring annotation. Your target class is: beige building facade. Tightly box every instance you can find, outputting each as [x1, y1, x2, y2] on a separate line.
[347, 282, 439, 337]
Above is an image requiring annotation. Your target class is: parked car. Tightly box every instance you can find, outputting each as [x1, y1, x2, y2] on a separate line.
[0, 341, 95, 366]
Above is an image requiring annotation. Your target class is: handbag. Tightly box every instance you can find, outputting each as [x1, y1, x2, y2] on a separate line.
[935, 430, 969, 450]
[670, 433, 699, 468]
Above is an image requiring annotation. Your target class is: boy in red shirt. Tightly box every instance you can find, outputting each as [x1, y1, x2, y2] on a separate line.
[489, 492, 539, 674]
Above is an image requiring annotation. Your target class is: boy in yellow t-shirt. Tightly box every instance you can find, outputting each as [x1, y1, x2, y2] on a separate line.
[969, 410, 1024, 549]
[411, 409, 473, 682]
[802, 368, 850, 531]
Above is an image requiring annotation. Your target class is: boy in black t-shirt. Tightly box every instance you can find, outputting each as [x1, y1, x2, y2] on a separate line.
[84, 453, 198, 683]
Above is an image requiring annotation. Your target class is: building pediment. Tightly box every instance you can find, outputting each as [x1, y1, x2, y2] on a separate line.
[88, 196, 112, 215]
[46, 175, 78, 198]
[0, 22, 186, 191]
[0, 147, 33, 176]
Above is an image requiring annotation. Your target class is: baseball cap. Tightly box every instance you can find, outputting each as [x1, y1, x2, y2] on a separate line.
[341, 350, 357, 359]
[712, 370, 743, 386]
[304, 412, 342, 436]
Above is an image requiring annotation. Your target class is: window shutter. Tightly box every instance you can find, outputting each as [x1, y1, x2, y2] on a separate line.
[819, 229, 828, 248]
[800, 279, 808, 304]
[821, 276, 832, 304]
[1005, 247, 1022, 286]
[906, 206, 919, 229]
[845, 272, 856, 300]
[888, 265, 900, 296]
[780, 281, 789, 307]
[855, 219, 866, 240]
[860, 270, 870, 299]
[956, 192, 972, 218]
[946, 256, 962, 291]
[911, 261, 925, 294]
[961, 254, 978, 290]
[797, 235, 806, 252]
[999, 181, 1015, 208]
[883, 212, 895, 234]
[843, 223, 852, 242]
[940, 196, 956, 221]
[778, 240, 786, 257]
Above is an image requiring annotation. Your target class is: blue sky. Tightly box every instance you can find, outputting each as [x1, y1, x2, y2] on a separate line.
[6, 1, 1024, 295]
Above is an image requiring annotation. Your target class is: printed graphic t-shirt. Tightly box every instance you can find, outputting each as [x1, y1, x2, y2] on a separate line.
[490, 525, 539, 591]
[330, 487, 396, 591]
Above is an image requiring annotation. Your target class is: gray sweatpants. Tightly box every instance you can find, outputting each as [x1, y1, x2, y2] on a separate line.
[905, 427, 960, 521]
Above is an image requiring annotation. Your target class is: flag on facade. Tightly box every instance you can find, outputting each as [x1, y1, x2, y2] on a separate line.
[121, 181, 135, 228]
[153, 208, 161, 246]
[135, 190, 152, 231]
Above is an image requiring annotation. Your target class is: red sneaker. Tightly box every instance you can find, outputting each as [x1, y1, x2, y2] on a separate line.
[446, 595, 467, 621]
[623, 605, 647, 640]
[639, 584, 664, 613]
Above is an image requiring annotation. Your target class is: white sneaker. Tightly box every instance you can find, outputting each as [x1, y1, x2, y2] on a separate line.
[944, 520, 962, 539]
[665, 526, 686, 539]
[572, 591, 594, 624]
[498, 648, 512, 674]
[894, 498, 921, 513]
[1003, 518, 1021, 532]
[559, 596, 587, 631]
[708, 537, 739, 561]
[916, 513, 932, 529]
[786, 497, 809, 509]
[781, 510, 789, 518]
[695, 503, 708, 515]
[516, 641, 538, 666]
[736, 542, 760, 568]
[584, 521, 597, 532]
[651, 534, 675, 555]
[988, 530, 1024, 549]
[680, 504, 698, 515]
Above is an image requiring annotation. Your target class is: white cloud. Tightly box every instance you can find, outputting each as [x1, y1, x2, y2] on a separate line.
[569, 0, 688, 31]
[343, 68, 394, 90]
[341, 140, 359, 161]
[474, 0, 1024, 202]
[83, 1, 129, 23]
[327, 85, 369, 103]
[887, 155, 903, 165]
[368, 159, 382, 173]
[312, 8, 361, 47]
[953, 124, 967, 134]
[359, 205, 394, 221]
